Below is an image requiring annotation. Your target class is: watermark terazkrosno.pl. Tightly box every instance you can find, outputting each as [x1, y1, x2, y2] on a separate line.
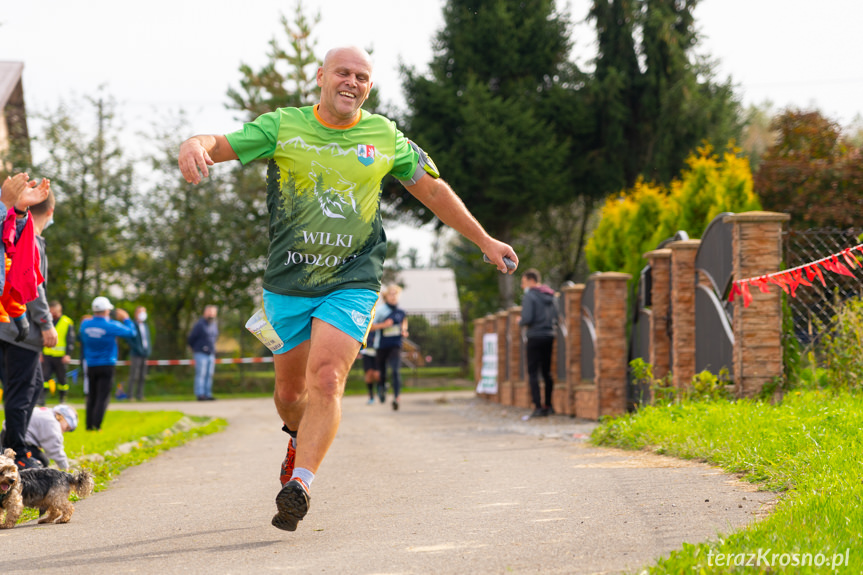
[707, 548, 851, 570]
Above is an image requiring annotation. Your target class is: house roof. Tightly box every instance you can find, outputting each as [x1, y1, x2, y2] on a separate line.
[0, 62, 24, 108]
[394, 268, 461, 317]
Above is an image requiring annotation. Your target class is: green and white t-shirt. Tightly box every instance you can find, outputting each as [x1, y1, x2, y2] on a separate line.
[226, 106, 421, 297]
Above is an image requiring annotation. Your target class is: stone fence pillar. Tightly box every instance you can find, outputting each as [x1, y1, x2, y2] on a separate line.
[644, 249, 672, 382]
[724, 211, 790, 397]
[495, 310, 511, 405]
[507, 306, 530, 409]
[473, 317, 485, 396]
[561, 284, 585, 416]
[594, 272, 631, 416]
[668, 239, 701, 390]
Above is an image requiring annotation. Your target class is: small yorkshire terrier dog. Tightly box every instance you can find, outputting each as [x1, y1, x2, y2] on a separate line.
[0, 448, 94, 528]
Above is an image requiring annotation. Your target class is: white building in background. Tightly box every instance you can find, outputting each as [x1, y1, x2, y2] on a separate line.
[393, 268, 461, 323]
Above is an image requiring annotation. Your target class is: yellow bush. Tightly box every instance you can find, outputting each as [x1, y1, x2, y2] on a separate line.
[586, 144, 761, 278]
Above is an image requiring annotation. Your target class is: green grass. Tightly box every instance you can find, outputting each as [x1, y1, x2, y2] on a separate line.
[592, 389, 863, 573]
[1, 409, 227, 525]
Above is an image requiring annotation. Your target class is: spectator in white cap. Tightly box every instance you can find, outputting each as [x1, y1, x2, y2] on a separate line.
[0, 404, 78, 469]
[78, 297, 136, 431]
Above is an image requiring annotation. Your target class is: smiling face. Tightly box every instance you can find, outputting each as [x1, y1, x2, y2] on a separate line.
[316, 47, 374, 126]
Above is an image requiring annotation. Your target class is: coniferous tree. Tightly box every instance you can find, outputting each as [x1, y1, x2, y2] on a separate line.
[400, 0, 576, 307]
[588, 0, 741, 188]
[226, 2, 322, 121]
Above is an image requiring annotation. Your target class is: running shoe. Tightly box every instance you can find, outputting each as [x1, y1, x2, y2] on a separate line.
[272, 478, 310, 531]
[279, 438, 296, 487]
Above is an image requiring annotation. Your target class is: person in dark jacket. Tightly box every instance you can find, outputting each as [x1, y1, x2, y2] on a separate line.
[126, 305, 152, 401]
[188, 305, 218, 401]
[519, 268, 558, 418]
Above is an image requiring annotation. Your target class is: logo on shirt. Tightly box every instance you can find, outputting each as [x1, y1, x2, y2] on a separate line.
[357, 144, 375, 166]
[310, 161, 359, 220]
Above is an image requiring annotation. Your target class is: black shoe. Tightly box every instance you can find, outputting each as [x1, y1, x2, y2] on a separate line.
[15, 453, 44, 470]
[529, 408, 547, 418]
[206, 396, 216, 400]
[197, 396, 207, 401]
[543, 405, 555, 416]
[272, 478, 310, 531]
[392, 400, 399, 411]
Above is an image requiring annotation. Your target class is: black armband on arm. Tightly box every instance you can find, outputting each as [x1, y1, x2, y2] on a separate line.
[398, 141, 440, 186]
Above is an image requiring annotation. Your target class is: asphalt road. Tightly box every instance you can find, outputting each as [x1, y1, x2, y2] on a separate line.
[1, 392, 775, 574]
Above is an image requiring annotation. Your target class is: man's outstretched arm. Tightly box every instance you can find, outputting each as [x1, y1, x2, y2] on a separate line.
[178, 135, 239, 184]
[405, 175, 518, 274]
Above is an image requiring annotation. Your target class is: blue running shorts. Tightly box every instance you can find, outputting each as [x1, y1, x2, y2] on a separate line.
[262, 288, 380, 354]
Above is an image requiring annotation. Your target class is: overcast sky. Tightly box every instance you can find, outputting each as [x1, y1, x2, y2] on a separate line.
[3, 0, 861, 133]
[2, 0, 862, 259]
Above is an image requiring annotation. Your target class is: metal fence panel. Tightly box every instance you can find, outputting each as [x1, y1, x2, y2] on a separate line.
[784, 228, 863, 346]
[694, 213, 735, 377]
[581, 278, 596, 382]
[695, 285, 734, 376]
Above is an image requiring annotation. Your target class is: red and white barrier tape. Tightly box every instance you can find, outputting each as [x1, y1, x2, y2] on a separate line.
[67, 356, 274, 367]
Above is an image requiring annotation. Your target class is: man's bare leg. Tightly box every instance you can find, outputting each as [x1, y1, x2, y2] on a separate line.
[272, 320, 360, 531]
[293, 319, 360, 474]
[273, 321, 360, 472]
[273, 340, 310, 433]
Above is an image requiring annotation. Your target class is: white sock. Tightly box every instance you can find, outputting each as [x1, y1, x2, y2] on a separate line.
[291, 467, 315, 489]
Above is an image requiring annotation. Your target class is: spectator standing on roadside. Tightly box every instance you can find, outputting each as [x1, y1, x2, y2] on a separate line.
[188, 305, 218, 401]
[40, 300, 75, 405]
[126, 305, 152, 401]
[519, 268, 558, 418]
[79, 297, 136, 430]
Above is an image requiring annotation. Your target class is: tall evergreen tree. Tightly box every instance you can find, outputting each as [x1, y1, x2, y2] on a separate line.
[400, 0, 575, 307]
[588, 0, 741, 187]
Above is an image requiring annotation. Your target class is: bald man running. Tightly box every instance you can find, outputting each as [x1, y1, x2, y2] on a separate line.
[178, 46, 518, 532]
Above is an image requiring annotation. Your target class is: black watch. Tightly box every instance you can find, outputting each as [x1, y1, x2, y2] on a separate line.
[13, 206, 28, 216]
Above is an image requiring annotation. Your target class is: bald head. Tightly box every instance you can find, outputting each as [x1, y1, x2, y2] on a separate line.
[323, 46, 374, 75]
